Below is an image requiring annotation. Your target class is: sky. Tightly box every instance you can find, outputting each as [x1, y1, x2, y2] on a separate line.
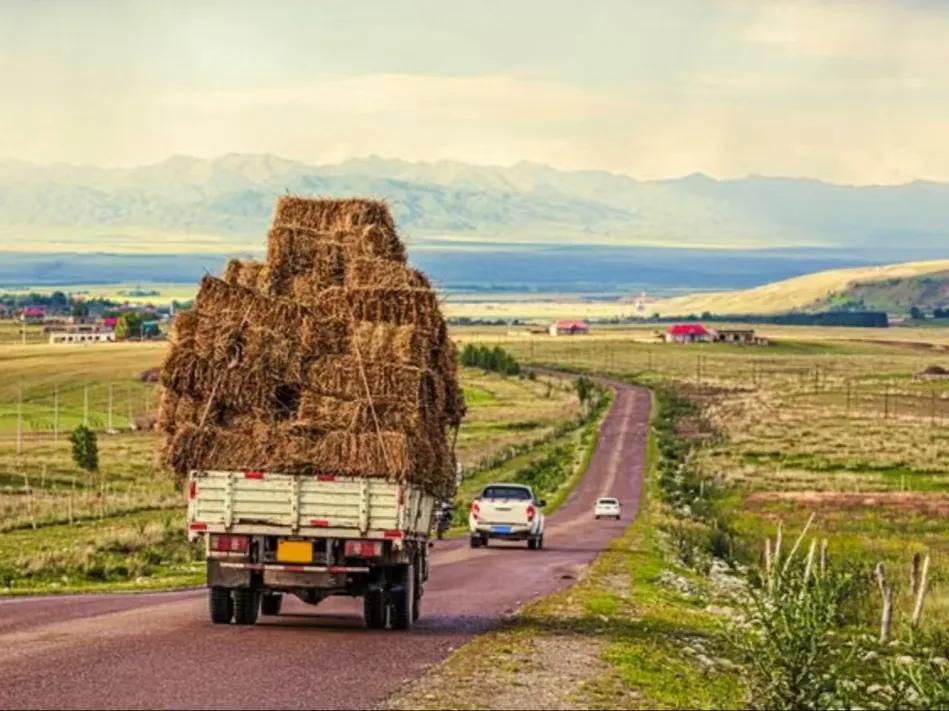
[1, 0, 948, 184]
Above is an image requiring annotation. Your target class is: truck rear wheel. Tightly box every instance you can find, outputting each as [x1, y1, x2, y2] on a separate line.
[209, 586, 233, 624]
[390, 564, 415, 631]
[469, 535, 481, 548]
[364, 589, 386, 629]
[260, 593, 283, 616]
[233, 588, 259, 625]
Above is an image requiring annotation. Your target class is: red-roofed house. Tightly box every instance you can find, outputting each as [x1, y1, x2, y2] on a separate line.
[20, 306, 46, 323]
[665, 323, 713, 344]
[549, 320, 590, 336]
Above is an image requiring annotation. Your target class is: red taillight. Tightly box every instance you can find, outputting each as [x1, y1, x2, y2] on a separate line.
[344, 540, 383, 558]
[188, 480, 197, 500]
[384, 530, 403, 540]
[526, 504, 536, 522]
[189, 521, 207, 532]
[244, 471, 264, 479]
[316, 474, 335, 482]
[471, 502, 480, 520]
[209, 534, 249, 553]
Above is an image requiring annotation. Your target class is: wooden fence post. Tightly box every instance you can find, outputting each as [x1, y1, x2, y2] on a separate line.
[912, 554, 931, 627]
[875, 562, 893, 643]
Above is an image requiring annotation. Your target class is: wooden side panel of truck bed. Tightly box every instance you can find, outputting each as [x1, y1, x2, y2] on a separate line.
[188, 471, 435, 540]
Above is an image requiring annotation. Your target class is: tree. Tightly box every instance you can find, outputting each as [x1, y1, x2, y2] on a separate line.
[71, 301, 89, 318]
[576, 376, 595, 407]
[50, 291, 68, 312]
[69, 425, 99, 473]
[115, 312, 144, 339]
[909, 306, 925, 321]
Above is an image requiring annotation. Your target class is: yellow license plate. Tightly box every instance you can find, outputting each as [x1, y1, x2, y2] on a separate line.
[276, 540, 313, 564]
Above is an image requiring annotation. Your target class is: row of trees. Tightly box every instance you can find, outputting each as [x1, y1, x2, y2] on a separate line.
[459, 344, 521, 376]
[910, 306, 949, 320]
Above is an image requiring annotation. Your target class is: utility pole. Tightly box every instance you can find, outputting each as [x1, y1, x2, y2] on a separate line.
[16, 386, 23, 456]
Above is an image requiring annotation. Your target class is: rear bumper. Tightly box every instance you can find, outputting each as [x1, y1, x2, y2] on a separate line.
[471, 524, 535, 539]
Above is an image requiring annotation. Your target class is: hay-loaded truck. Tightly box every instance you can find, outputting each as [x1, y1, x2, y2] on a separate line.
[188, 470, 434, 630]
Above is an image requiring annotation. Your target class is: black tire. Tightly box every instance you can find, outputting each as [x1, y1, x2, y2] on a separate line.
[528, 537, 538, 550]
[538, 534, 544, 550]
[364, 588, 386, 629]
[595, 515, 600, 520]
[232, 587, 259, 625]
[391, 564, 415, 631]
[209, 586, 233, 624]
[260, 593, 283, 616]
[470, 535, 482, 548]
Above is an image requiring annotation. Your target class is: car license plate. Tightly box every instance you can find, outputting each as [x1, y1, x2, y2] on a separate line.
[491, 525, 512, 534]
[277, 540, 313, 564]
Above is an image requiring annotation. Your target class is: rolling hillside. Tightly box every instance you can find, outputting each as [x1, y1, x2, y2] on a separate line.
[647, 260, 949, 317]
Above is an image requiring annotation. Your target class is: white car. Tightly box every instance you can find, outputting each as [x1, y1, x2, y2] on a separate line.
[594, 497, 621, 520]
[469, 483, 546, 549]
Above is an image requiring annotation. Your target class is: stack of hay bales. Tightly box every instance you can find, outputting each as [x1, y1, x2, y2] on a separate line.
[159, 197, 464, 498]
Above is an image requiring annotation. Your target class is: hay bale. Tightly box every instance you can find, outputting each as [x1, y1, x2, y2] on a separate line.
[345, 259, 431, 290]
[274, 197, 397, 237]
[351, 322, 431, 366]
[224, 259, 268, 290]
[160, 196, 462, 498]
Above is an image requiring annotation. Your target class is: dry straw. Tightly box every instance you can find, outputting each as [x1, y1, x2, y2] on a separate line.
[160, 197, 463, 497]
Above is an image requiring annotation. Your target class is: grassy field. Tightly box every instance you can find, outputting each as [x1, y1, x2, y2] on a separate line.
[0, 338, 583, 593]
[397, 324, 949, 708]
[464, 327, 949, 629]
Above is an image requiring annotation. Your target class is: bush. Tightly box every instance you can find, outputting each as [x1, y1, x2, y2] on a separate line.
[69, 425, 99, 473]
[460, 343, 521, 376]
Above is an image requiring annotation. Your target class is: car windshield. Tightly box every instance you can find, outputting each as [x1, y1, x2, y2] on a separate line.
[598, 498, 618, 505]
[481, 486, 532, 500]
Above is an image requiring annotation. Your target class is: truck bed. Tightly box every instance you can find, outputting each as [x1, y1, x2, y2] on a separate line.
[188, 470, 435, 542]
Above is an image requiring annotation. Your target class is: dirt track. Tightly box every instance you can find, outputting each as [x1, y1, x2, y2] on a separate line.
[0, 381, 650, 710]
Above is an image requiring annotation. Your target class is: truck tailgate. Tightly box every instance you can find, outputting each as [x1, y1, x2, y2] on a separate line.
[188, 470, 433, 539]
[479, 500, 532, 525]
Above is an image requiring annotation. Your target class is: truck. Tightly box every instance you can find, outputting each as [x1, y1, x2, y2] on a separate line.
[468, 482, 546, 549]
[187, 469, 436, 630]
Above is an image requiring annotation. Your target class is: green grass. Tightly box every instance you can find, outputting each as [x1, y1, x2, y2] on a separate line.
[0, 509, 204, 595]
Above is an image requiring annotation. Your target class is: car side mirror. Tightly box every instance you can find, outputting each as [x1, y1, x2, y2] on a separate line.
[538, 499, 547, 507]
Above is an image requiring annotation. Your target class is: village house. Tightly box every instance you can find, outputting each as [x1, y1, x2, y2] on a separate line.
[549, 320, 590, 336]
[19, 306, 47, 323]
[665, 323, 713, 343]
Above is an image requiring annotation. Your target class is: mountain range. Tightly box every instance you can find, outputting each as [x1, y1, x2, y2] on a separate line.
[1, 154, 948, 255]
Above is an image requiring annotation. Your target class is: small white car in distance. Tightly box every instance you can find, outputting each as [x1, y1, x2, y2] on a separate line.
[594, 497, 621, 520]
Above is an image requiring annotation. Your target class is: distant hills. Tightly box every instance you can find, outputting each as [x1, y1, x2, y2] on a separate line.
[2, 153, 949, 254]
[648, 260, 949, 317]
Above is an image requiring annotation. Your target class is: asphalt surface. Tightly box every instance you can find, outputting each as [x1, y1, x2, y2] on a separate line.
[0, 381, 650, 710]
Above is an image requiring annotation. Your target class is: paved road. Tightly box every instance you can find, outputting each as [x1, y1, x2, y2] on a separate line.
[0, 381, 650, 710]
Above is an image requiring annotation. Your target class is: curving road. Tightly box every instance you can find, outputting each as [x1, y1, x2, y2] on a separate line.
[0, 381, 650, 710]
